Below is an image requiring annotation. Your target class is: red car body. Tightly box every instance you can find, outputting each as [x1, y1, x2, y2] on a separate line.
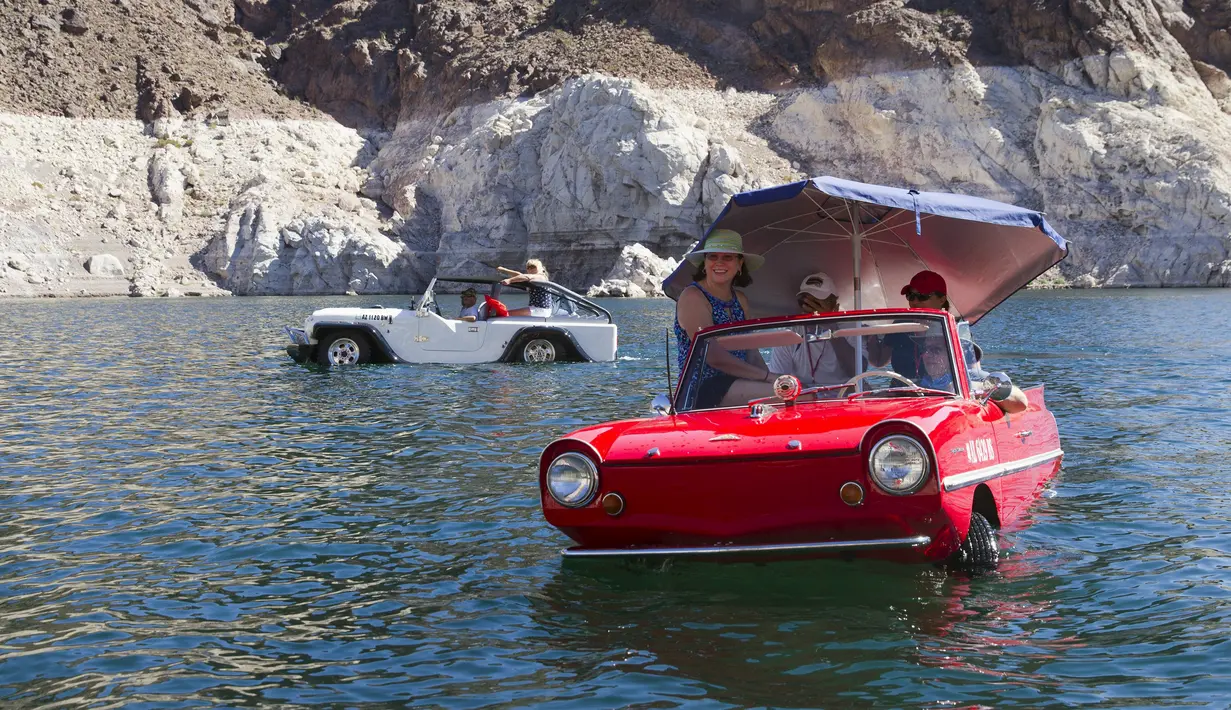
[538, 308, 1063, 563]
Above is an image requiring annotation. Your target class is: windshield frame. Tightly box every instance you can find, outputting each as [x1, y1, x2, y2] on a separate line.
[673, 309, 969, 413]
[421, 277, 613, 323]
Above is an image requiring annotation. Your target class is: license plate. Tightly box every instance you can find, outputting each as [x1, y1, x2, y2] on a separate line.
[284, 327, 310, 345]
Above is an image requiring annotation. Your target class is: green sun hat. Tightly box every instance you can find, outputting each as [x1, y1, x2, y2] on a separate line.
[684, 229, 765, 271]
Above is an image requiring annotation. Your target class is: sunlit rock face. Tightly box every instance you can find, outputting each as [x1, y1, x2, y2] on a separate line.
[767, 56, 1231, 287]
[164, 57, 1231, 293]
[588, 243, 681, 297]
[349, 0, 1231, 291]
[372, 76, 764, 292]
[205, 175, 416, 296]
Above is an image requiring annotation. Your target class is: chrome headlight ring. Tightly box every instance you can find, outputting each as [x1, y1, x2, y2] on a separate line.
[868, 435, 930, 495]
[546, 452, 600, 508]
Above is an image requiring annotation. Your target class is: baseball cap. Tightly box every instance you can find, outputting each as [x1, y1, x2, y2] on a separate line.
[901, 270, 947, 296]
[460, 287, 477, 297]
[797, 271, 836, 301]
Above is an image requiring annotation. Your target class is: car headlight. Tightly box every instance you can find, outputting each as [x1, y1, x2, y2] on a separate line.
[546, 452, 599, 507]
[868, 435, 929, 495]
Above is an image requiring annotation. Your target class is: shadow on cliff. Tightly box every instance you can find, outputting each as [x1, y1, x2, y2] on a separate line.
[236, 0, 414, 129]
[241, 0, 1225, 132]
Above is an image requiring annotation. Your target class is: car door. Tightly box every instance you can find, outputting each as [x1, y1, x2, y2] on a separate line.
[416, 311, 487, 352]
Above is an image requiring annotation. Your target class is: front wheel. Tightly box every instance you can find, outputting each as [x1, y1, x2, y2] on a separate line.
[522, 338, 557, 363]
[949, 512, 999, 571]
[316, 332, 371, 366]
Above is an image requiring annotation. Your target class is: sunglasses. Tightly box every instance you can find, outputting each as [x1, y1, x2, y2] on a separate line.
[921, 346, 947, 356]
[905, 290, 943, 301]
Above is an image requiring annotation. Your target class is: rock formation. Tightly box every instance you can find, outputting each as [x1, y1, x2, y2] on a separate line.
[588, 243, 681, 298]
[3, 0, 1231, 296]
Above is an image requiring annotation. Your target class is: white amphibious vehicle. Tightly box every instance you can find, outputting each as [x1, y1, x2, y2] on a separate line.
[285, 277, 618, 366]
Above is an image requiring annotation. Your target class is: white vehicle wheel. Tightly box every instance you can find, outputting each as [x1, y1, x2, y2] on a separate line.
[317, 333, 370, 366]
[522, 338, 557, 363]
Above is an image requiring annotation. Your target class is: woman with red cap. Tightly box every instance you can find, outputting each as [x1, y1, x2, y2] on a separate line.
[876, 270, 1027, 413]
[873, 270, 950, 380]
[901, 270, 950, 310]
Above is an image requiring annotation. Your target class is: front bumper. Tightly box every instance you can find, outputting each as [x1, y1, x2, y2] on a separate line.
[284, 327, 315, 362]
[559, 534, 932, 559]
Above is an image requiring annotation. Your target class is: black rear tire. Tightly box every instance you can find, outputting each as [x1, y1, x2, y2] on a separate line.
[949, 512, 999, 571]
[316, 332, 371, 366]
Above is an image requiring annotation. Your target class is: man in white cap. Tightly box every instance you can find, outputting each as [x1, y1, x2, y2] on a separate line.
[795, 271, 839, 314]
[769, 271, 864, 388]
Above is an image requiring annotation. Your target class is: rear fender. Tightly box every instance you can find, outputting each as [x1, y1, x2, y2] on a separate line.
[501, 327, 591, 362]
[972, 483, 1000, 529]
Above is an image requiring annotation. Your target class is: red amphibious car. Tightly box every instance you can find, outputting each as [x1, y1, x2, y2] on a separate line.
[538, 309, 1062, 567]
[538, 176, 1069, 568]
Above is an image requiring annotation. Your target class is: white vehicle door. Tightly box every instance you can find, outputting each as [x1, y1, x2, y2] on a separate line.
[416, 311, 488, 352]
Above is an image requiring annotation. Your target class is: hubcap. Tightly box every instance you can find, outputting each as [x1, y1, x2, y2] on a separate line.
[524, 339, 556, 363]
[327, 338, 362, 365]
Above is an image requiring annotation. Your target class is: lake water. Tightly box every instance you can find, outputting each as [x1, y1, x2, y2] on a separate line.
[2, 290, 1230, 708]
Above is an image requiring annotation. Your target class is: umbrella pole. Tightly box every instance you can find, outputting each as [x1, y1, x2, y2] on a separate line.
[850, 203, 865, 378]
[851, 206, 862, 311]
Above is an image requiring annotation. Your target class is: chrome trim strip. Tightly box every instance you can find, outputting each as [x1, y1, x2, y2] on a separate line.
[941, 448, 1064, 492]
[560, 535, 931, 559]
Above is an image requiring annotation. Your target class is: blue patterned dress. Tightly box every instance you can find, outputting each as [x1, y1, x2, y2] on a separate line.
[673, 282, 748, 376]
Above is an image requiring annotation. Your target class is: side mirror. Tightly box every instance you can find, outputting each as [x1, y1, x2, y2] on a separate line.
[651, 393, 674, 417]
[976, 372, 1014, 405]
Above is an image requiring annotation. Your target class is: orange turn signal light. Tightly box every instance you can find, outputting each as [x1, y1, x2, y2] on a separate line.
[840, 482, 865, 507]
[602, 492, 625, 517]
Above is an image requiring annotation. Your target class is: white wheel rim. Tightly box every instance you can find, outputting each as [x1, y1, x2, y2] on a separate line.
[524, 339, 556, 363]
[327, 338, 361, 365]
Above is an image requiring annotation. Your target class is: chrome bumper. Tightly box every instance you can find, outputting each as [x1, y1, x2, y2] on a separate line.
[560, 535, 931, 559]
[284, 327, 314, 363]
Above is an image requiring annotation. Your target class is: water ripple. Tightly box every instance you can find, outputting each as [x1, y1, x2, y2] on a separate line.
[1, 291, 1230, 707]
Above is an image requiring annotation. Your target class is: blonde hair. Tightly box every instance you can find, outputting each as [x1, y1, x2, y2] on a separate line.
[525, 258, 548, 280]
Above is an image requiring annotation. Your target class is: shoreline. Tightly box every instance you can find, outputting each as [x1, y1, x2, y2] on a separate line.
[6, 280, 1227, 301]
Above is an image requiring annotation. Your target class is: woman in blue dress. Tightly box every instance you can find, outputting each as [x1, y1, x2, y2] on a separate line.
[674, 230, 781, 408]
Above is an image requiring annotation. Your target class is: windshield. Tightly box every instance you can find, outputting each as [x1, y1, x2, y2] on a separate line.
[420, 278, 611, 322]
[674, 313, 963, 412]
[508, 281, 612, 322]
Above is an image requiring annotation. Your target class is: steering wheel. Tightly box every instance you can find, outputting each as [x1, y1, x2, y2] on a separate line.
[841, 370, 919, 396]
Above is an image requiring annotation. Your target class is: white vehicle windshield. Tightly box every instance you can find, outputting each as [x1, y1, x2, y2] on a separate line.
[420, 278, 612, 322]
[675, 313, 963, 412]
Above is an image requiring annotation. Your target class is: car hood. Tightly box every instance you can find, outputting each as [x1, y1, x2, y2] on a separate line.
[568, 398, 972, 465]
[309, 307, 408, 319]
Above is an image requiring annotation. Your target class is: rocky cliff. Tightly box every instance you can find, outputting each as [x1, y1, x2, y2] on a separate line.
[3, 0, 1231, 297]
